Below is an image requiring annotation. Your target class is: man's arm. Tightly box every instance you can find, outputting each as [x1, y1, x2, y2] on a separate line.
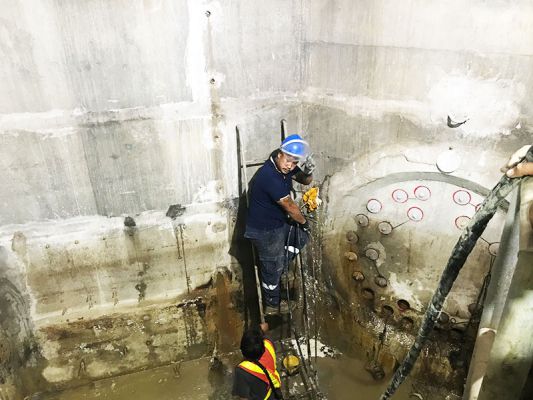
[294, 154, 315, 184]
[278, 195, 306, 224]
[502, 145, 533, 177]
[294, 171, 313, 185]
[501, 145, 533, 229]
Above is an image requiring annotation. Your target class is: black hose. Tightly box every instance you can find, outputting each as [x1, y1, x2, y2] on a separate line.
[379, 147, 533, 400]
[281, 226, 293, 398]
[296, 226, 312, 362]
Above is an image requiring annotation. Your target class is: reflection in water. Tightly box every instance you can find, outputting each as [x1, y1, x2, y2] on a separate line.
[41, 357, 234, 400]
[40, 351, 452, 400]
[317, 356, 415, 400]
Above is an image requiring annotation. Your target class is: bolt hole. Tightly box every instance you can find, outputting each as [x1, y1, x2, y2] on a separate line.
[438, 312, 450, 324]
[381, 305, 394, 318]
[210, 78, 216, 84]
[400, 317, 414, 331]
[205, 10, 211, 17]
[361, 288, 375, 300]
[450, 328, 464, 341]
[397, 299, 410, 311]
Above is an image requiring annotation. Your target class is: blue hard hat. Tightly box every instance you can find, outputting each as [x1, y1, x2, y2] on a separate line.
[280, 134, 309, 159]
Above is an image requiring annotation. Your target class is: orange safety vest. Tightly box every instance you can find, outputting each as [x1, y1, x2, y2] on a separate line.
[238, 339, 281, 399]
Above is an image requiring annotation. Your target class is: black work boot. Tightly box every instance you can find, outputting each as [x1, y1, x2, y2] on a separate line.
[264, 300, 293, 315]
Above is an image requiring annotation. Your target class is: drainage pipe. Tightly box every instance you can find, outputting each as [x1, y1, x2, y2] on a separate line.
[462, 190, 520, 400]
[379, 147, 533, 400]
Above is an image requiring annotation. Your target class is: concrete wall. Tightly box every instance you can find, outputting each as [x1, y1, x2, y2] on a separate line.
[0, 0, 306, 224]
[301, 0, 533, 181]
[299, 0, 533, 394]
[0, 0, 304, 396]
[318, 155, 508, 388]
[1, 0, 533, 397]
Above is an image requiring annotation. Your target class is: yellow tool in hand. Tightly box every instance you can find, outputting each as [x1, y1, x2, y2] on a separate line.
[302, 187, 322, 212]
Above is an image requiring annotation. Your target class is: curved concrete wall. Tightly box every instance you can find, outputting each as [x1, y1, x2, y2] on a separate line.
[299, 1, 533, 392]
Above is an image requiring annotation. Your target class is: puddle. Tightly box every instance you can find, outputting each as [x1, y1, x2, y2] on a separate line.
[38, 349, 452, 400]
[316, 356, 418, 400]
[40, 356, 236, 400]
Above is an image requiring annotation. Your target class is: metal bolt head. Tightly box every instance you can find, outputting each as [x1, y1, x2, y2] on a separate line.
[346, 231, 358, 243]
[365, 248, 379, 261]
[344, 251, 358, 261]
[352, 271, 365, 281]
[374, 276, 387, 287]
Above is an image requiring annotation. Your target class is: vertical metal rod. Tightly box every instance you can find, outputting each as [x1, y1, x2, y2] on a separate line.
[284, 227, 294, 343]
[296, 227, 324, 398]
[297, 243, 312, 362]
[281, 119, 288, 141]
[312, 215, 319, 367]
[236, 126, 265, 325]
[291, 327, 316, 395]
[283, 274, 292, 399]
[178, 224, 190, 294]
[379, 147, 533, 400]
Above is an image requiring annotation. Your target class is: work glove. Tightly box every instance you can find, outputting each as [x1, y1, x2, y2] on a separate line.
[300, 154, 316, 176]
[302, 187, 322, 212]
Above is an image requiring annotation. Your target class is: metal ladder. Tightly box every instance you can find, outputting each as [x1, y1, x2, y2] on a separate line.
[235, 120, 324, 399]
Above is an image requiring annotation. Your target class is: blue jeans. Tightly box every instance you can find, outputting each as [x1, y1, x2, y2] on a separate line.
[245, 223, 308, 307]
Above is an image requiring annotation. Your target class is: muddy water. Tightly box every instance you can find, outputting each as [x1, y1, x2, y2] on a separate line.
[316, 357, 417, 400]
[214, 271, 240, 353]
[41, 357, 235, 400]
[40, 351, 448, 400]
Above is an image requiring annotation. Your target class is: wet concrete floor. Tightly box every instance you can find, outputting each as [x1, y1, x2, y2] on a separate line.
[40, 351, 449, 400]
[40, 357, 234, 400]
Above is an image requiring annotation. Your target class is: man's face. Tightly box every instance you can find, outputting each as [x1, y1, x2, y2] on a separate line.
[276, 152, 299, 174]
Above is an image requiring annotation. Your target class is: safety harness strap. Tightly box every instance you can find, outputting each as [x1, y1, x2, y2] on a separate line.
[238, 339, 281, 387]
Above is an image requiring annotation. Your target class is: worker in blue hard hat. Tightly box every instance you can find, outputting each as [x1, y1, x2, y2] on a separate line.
[245, 134, 316, 315]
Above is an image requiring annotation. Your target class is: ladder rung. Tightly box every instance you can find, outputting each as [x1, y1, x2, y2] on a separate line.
[243, 160, 264, 167]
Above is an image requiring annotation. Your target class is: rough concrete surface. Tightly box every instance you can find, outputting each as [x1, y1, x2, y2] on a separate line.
[1, 0, 533, 397]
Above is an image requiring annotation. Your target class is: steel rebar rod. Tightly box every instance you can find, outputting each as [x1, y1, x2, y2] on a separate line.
[379, 147, 533, 400]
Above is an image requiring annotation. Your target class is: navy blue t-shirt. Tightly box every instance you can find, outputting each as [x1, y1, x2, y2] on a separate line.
[246, 156, 300, 230]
